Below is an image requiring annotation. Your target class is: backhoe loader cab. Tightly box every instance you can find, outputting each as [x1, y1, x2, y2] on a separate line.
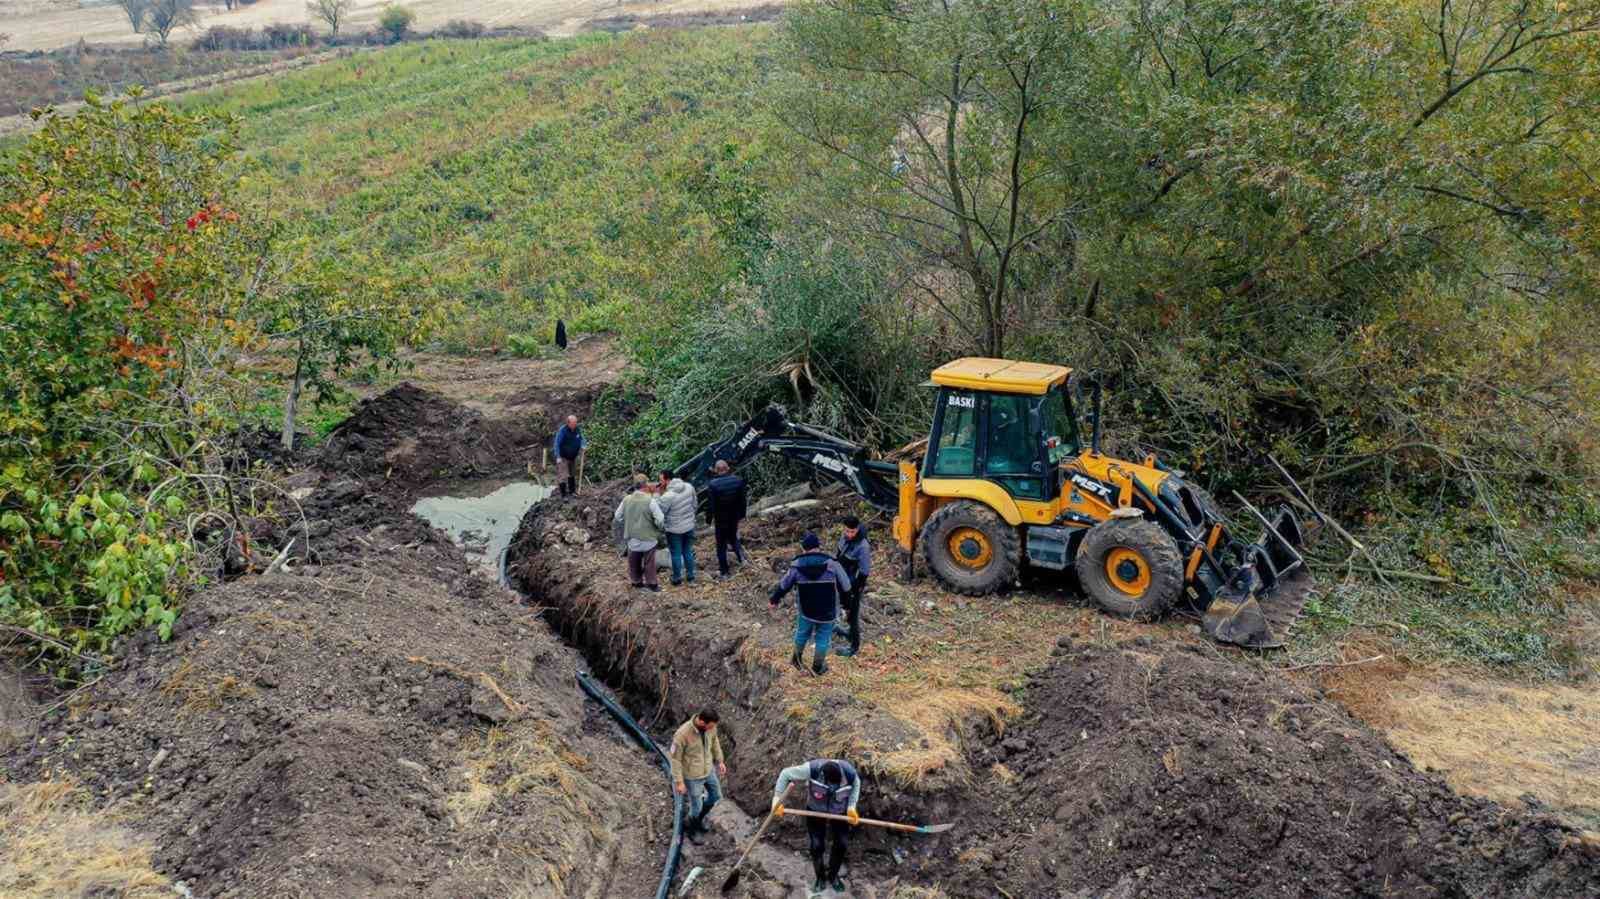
[892, 358, 1314, 648]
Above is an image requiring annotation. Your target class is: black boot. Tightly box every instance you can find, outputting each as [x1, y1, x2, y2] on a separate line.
[790, 647, 804, 670]
[811, 859, 828, 896]
[812, 654, 829, 676]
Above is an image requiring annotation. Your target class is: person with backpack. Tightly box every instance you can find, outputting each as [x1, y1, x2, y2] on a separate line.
[771, 758, 862, 895]
[833, 515, 872, 657]
[768, 532, 852, 675]
[704, 460, 748, 579]
[551, 414, 586, 497]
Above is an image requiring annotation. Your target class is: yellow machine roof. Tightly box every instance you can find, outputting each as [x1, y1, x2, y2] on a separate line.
[930, 358, 1072, 395]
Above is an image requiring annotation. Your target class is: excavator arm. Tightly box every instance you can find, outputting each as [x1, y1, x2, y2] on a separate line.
[672, 405, 901, 512]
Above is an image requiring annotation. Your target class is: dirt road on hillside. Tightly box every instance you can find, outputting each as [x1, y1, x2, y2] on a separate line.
[0, 0, 779, 52]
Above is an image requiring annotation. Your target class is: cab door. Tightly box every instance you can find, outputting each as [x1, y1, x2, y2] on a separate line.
[983, 392, 1052, 501]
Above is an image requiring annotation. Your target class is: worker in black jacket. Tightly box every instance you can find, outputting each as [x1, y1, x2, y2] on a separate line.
[704, 460, 748, 579]
[833, 515, 871, 657]
[769, 532, 852, 675]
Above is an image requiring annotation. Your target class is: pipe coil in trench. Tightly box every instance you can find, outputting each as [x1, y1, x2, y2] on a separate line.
[576, 670, 685, 899]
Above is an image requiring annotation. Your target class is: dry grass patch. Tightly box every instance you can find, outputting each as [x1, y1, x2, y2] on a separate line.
[447, 722, 594, 827]
[1324, 661, 1600, 829]
[765, 580, 1132, 786]
[157, 657, 257, 713]
[447, 721, 621, 896]
[0, 781, 169, 899]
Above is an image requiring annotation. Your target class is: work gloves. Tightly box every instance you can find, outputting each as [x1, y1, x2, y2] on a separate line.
[847, 806, 860, 826]
[772, 800, 785, 818]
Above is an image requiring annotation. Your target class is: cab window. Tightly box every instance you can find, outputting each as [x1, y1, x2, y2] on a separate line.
[1038, 388, 1077, 464]
[929, 390, 978, 476]
[985, 394, 1034, 475]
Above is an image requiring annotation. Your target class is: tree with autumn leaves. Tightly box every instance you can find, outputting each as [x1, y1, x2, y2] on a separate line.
[0, 95, 408, 672]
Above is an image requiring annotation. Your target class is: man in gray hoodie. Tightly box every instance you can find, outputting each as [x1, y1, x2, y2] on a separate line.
[657, 469, 698, 586]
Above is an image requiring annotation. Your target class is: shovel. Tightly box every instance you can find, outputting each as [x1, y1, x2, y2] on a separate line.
[779, 808, 955, 835]
[721, 784, 793, 893]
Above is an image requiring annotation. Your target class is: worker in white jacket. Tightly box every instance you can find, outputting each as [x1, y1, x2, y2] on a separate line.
[656, 470, 698, 585]
[772, 758, 861, 894]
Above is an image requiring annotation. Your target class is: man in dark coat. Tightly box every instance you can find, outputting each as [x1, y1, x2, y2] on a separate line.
[771, 758, 862, 894]
[704, 460, 748, 579]
[769, 532, 852, 675]
[552, 414, 586, 497]
[833, 515, 871, 657]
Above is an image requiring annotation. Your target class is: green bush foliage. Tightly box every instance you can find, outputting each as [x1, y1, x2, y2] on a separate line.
[0, 96, 242, 664]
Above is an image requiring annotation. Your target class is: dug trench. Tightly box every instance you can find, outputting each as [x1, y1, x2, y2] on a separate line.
[507, 480, 1600, 898]
[4, 377, 1598, 898]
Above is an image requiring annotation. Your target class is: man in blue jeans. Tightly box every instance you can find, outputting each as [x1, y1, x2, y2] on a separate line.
[657, 470, 698, 586]
[769, 532, 852, 676]
[669, 708, 725, 843]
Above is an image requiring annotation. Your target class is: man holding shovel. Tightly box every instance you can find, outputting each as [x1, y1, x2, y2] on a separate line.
[551, 414, 586, 497]
[771, 758, 861, 895]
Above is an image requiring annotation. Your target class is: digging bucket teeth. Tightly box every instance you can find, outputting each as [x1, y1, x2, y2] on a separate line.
[1201, 506, 1315, 650]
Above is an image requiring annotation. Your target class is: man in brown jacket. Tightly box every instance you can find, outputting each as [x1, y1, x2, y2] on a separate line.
[669, 708, 726, 842]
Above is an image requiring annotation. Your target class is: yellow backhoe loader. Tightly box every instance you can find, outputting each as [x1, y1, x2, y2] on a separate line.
[674, 358, 1317, 647]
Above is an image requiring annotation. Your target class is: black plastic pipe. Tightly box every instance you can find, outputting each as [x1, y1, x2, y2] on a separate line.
[576, 670, 685, 899]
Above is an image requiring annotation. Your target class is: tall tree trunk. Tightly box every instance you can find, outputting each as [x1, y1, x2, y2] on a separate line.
[281, 350, 303, 452]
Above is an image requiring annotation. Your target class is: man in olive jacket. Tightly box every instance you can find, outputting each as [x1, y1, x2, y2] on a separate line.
[613, 475, 665, 591]
[669, 708, 727, 842]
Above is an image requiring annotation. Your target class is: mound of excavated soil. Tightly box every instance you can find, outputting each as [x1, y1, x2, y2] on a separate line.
[938, 641, 1600, 898]
[5, 525, 668, 897]
[319, 383, 534, 493]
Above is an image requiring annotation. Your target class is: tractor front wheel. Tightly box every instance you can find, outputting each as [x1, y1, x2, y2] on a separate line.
[920, 501, 1021, 596]
[1075, 518, 1183, 620]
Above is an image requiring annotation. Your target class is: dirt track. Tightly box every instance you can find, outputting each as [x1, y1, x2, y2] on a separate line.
[0, 0, 779, 52]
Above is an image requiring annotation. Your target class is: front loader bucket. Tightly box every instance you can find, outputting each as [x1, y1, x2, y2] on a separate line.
[1200, 504, 1317, 649]
[1202, 567, 1314, 649]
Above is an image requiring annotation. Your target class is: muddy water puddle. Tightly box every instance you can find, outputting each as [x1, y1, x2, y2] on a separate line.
[411, 479, 553, 573]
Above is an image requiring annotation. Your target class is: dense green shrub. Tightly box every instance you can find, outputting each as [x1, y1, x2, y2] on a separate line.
[0, 97, 242, 667]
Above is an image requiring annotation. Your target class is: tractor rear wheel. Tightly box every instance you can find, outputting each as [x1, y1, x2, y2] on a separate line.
[1075, 518, 1183, 620]
[920, 500, 1020, 596]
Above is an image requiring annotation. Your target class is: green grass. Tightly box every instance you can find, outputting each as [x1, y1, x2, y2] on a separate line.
[180, 31, 776, 355]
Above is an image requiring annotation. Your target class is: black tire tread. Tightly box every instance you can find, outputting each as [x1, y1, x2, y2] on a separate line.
[919, 500, 1021, 596]
[1074, 517, 1183, 620]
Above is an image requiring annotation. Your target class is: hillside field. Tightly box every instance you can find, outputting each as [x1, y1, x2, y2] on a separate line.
[179, 29, 772, 355]
[0, 0, 773, 51]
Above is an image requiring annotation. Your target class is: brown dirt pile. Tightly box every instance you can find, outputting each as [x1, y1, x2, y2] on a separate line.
[7, 412, 669, 897]
[319, 383, 535, 493]
[936, 640, 1600, 898]
[6, 548, 667, 896]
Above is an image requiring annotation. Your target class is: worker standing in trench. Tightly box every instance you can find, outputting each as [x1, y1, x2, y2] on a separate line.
[772, 758, 862, 895]
[669, 708, 726, 843]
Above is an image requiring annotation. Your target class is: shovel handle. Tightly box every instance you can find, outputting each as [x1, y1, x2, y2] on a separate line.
[778, 808, 939, 834]
[724, 783, 793, 887]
